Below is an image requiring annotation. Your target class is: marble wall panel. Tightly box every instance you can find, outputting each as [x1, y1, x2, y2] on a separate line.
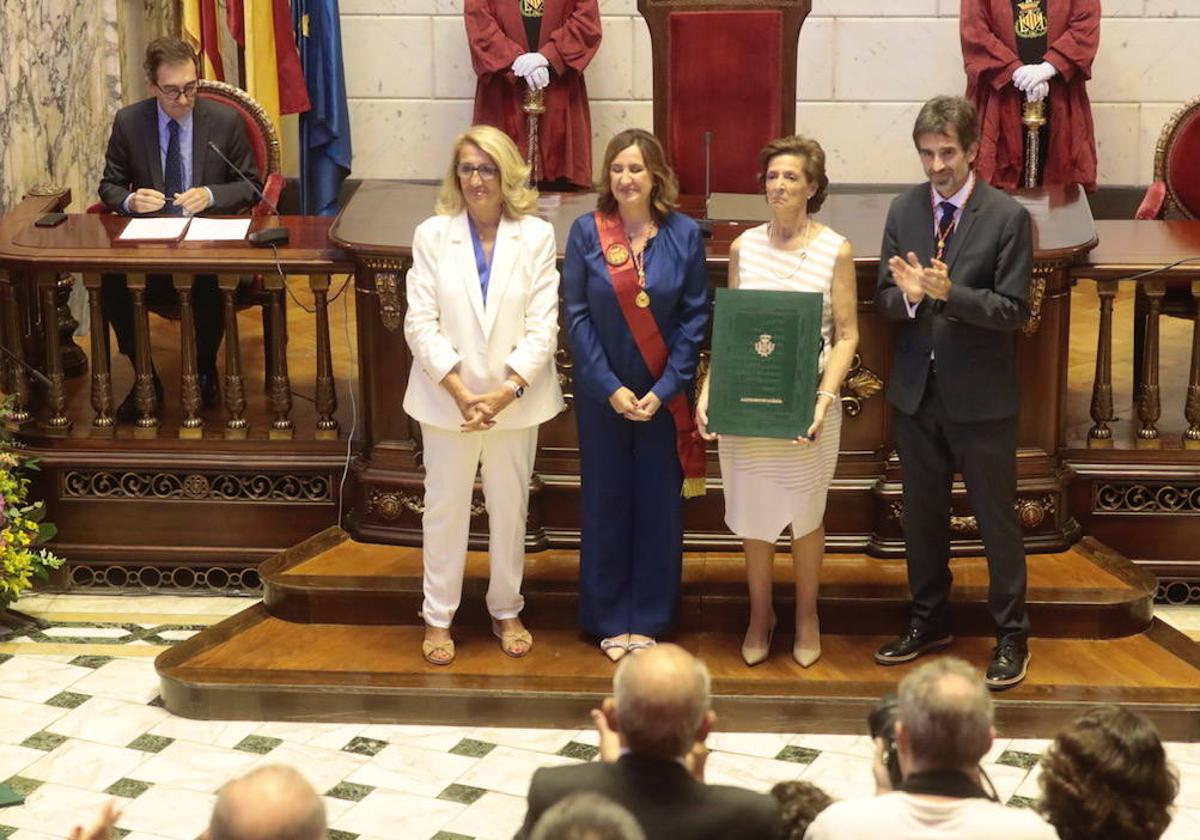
[1091, 102, 1142, 186]
[0, 1, 122, 214]
[798, 16, 835, 101]
[343, 16, 434, 99]
[588, 100, 654, 175]
[1143, 0, 1200, 16]
[587, 17, 636, 100]
[795, 101, 925, 184]
[432, 16, 476, 99]
[1103, 0, 1148, 14]
[632, 17, 654, 101]
[814, 0, 938, 15]
[833, 18, 965, 101]
[348, 99, 474, 179]
[1090, 18, 1200, 103]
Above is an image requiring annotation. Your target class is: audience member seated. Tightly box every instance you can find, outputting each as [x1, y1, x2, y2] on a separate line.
[805, 657, 1057, 839]
[769, 780, 832, 840]
[529, 793, 646, 840]
[867, 692, 902, 793]
[69, 765, 326, 840]
[1038, 705, 1179, 840]
[516, 643, 783, 839]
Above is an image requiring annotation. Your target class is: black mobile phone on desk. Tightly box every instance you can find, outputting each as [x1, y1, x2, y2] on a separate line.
[35, 212, 67, 228]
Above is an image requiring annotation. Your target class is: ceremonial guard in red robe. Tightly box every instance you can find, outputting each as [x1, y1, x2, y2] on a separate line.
[961, 0, 1100, 190]
[465, 0, 602, 189]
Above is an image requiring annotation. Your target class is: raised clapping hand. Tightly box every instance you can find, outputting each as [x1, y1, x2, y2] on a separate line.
[921, 257, 952, 301]
[888, 251, 926, 305]
[68, 799, 122, 840]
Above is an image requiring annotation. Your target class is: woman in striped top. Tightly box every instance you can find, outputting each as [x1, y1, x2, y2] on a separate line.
[697, 136, 859, 668]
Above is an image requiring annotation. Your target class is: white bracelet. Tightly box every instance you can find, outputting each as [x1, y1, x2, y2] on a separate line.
[816, 389, 839, 402]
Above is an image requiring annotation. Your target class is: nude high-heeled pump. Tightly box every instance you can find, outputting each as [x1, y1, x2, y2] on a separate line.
[742, 616, 777, 667]
[793, 617, 821, 668]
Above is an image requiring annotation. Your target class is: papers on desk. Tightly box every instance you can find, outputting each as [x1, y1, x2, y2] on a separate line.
[118, 217, 190, 241]
[184, 217, 252, 241]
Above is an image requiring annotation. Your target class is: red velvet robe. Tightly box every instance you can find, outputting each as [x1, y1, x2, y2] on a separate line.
[961, 0, 1100, 190]
[465, 0, 602, 188]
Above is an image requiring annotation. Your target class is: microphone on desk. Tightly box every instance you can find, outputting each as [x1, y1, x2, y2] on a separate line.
[205, 141, 289, 247]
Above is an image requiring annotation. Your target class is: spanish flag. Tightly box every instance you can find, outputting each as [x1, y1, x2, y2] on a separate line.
[231, 0, 311, 148]
[181, 0, 225, 81]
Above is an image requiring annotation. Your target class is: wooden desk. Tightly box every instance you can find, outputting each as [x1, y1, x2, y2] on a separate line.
[332, 181, 1097, 555]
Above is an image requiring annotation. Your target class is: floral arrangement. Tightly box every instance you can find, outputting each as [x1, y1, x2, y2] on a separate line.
[0, 397, 63, 609]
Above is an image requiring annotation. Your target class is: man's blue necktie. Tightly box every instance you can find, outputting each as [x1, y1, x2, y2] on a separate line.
[935, 201, 956, 260]
[164, 119, 184, 215]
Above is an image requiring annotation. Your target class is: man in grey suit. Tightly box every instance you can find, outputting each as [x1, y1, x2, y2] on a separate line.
[874, 96, 1033, 690]
[516, 644, 782, 839]
[99, 36, 262, 420]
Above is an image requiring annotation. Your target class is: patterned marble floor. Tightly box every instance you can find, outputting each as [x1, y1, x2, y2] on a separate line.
[0, 593, 1198, 840]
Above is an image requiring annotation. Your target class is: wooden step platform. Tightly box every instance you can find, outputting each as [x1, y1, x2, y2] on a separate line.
[157, 530, 1200, 739]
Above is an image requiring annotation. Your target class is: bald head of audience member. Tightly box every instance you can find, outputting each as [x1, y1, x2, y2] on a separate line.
[895, 657, 996, 780]
[206, 765, 326, 840]
[604, 643, 714, 761]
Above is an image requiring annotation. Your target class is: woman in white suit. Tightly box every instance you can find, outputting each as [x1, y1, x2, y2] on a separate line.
[403, 125, 565, 666]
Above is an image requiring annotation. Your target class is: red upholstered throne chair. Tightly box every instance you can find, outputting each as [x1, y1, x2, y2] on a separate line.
[637, 0, 811, 195]
[1132, 95, 1200, 386]
[88, 79, 287, 382]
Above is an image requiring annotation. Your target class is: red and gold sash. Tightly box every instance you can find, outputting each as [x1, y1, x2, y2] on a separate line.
[594, 211, 706, 498]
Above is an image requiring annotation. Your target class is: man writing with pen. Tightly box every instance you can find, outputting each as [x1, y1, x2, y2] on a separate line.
[98, 36, 262, 420]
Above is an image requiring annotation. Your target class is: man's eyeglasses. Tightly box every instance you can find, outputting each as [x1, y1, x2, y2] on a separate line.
[457, 163, 499, 181]
[157, 82, 199, 101]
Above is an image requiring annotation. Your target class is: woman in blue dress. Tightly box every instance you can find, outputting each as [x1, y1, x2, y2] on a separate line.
[562, 128, 710, 661]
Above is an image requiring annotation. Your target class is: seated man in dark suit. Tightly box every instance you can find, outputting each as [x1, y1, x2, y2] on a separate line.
[98, 36, 262, 420]
[516, 644, 782, 840]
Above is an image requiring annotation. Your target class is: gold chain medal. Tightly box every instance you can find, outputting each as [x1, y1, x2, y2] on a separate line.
[605, 242, 630, 267]
[634, 289, 651, 308]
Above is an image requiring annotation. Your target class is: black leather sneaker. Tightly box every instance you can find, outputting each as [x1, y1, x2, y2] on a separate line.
[874, 625, 954, 665]
[986, 636, 1030, 690]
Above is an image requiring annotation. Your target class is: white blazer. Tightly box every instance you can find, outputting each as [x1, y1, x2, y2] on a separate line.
[403, 211, 566, 431]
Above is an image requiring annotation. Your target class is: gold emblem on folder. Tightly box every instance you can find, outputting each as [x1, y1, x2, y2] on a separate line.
[754, 334, 776, 359]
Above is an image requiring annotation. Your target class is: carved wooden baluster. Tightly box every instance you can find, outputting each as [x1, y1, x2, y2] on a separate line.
[1087, 279, 1116, 448]
[127, 272, 158, 437]
[1136, 278, 1165, 449]
[82, 274, 114, 433]
[311, 274, 338, 440]
[173, 275, 203, 438]
[0, 270, 31, 425]
[1185, 279, 1200, 450]
[39, 276, 70, 433]
[219, 274, 247, 439]
[266, 282, 293, 439]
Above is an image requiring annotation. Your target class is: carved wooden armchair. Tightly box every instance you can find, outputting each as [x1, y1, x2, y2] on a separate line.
[1133, 95, 1200, 386]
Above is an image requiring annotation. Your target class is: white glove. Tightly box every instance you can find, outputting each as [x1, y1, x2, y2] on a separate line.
[511, 51, 549, 78]
[1012, 61, 1057, 92]
[526, 66, 550, 91]
[1026, 80, 1049, 103]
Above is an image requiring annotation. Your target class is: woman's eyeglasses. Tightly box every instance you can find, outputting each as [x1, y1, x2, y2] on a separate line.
[457, 163, 499, 181]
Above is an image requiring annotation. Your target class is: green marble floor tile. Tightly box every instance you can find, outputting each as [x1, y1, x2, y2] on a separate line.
[340, 737, 387, 757]
[127, 734, 173, 753]
[437, 783, 487, 805]
[105, 778, 152, 799]
[557, 741, 599, 762]
[45, 691, 90, 709]
[449, 738, 496, 758]
[69, 655, 115, 669]
[1007, 794, 1039, 809]
[775, 745, 820, 764]
[325, 782, 374, 802]
[20, 731, 67, 751]
[3, 777, 41, 797]
[234, 735, 282, 754]
[327, 831, 358, 840]
[0, 825, 15, 839]
[430, 833, 473, 840]
[997, 750, 1041, 770]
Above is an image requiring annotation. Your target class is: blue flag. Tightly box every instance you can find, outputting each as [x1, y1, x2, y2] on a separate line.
[293, 0, 352, 216]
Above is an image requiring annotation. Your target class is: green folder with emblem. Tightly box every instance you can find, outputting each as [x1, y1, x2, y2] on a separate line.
[706, 288, 824, 440]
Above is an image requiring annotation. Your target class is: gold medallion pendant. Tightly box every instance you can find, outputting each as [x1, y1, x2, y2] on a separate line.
[605, 243, 630, 266]
[635, 290, 651, 308]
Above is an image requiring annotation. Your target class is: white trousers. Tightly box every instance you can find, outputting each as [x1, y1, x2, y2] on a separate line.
[420, 423, 538, 628]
